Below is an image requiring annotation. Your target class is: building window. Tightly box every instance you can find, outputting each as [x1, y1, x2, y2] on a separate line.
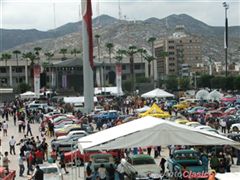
[122, 65, 126, 70]
[16, 67, 23, 73]
[179, 40, 182, 43]
[169, 46, 175, 49]
[189, 40, 192, 43]
[134, 64, 141, 70]
[106, 66, 110, 70]
[169, 63, 175, 66]
[168, 40, 174, 43]
[169, 57, 175, 60]
[169, 52, 175, 55]
[0, 68, 6, 73]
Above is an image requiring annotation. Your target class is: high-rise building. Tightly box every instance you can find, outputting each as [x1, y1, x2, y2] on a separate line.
[155, 25, 202, 79]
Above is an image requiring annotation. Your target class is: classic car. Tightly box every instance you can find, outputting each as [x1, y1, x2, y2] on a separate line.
[121, 154, 161, 180]
[39, 163, 63, 180]
[90, 153, 115, 171]
[167, 150, 208, 176]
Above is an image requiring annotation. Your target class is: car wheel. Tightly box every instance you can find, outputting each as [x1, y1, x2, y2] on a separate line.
[233, 127, 239, 132]
[74, 158, 83, 166]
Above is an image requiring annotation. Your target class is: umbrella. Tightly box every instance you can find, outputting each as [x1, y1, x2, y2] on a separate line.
[196, 90, 209, 100]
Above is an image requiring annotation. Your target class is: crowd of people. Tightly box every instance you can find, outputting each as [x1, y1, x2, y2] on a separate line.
[0, 95, 240, 180]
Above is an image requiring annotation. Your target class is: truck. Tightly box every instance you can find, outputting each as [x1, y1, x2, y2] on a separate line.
[167, 149, 208, 179]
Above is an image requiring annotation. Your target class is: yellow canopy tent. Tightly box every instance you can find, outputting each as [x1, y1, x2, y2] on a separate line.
[139, 103, 170, 118]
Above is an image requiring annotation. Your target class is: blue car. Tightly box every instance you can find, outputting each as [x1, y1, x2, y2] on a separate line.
[94, 110, 119, 121]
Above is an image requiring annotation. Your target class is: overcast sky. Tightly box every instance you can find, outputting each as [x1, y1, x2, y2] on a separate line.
[1, 0, 239, 31]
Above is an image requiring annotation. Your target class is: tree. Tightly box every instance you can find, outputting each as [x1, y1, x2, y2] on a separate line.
[59, 48, 67, 60]
[210, 76, 225, 89]
[165, 76, 178, 91]
[225, 76, 234, 91]
[143, 53, 155, 77]
[197, 74, 213, 88]
[71, 48, 81, 57]
[22, 52, 36, 89]
[44, 52, 54, 64]
[126, 45, 138, 93]
[105, 43, 114, 63]
[34, 47, 42, 64]
[12, 50, 21, 84]
[137, 48, 147, 62]
[1, 53, 11, 67]
[114, 49, 126, 63]
[234, 76, 240, 90]
[179, 77, 190, 91]
[16, 83, 31, 93]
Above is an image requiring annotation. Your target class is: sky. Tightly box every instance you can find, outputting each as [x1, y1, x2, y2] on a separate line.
[0, 0, 240, 31]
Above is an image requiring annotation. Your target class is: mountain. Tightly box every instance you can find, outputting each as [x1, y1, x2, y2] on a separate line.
[1, 14, 239, 62]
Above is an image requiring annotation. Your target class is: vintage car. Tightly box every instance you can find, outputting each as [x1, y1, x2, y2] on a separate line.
[39, 163, 63, 180]
[90, 153, 115, 171]
[167, 150, 208, 176]
[93, 110, 119, 121]
[173, 101, 190, 110]
[64, 149, 119, 166]
[54, 124, 82, 137]
[121, 154, 161, 180]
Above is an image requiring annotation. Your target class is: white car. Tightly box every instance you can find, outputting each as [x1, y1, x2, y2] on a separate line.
[39, 163, 63, 180]
[94, 105, 104, 112]
[56, 130, 88, 141]
[230, 123, 240, 132]
[195, 125, 212, 130]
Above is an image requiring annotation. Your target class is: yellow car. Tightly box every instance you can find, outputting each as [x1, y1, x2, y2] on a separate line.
[174, 119, 190, 125]
[173, 101, 189, 110]
[186, 122, 201, 128]
[54, 124, 81, 137]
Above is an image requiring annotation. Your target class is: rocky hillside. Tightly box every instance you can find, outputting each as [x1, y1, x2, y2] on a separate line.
[1, 14, 240, 62]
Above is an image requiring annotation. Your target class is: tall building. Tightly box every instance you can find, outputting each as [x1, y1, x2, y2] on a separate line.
[155, 25, 202, 79]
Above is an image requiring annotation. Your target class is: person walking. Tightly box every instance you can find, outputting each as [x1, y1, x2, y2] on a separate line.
[60, 152, 69, 174]
[9, 136, 16, 155]
[26, 121, 33, 136]
[2, 151, 10, 174]
[19, 154, 25, 177]
[86, 161, 93, 180]
[98, 164, 107, 180]
[2, 121, 8, 136]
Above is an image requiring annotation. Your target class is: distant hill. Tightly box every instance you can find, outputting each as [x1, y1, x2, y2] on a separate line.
[1, 14, 239, 62]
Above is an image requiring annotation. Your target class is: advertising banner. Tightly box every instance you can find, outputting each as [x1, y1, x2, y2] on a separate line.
[34, 65, 41, 98]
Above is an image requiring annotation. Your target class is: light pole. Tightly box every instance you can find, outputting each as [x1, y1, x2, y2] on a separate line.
[223, 2, 229, 77]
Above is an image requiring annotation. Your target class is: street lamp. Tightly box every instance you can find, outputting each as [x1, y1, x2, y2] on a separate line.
[223, 2, 229, 77]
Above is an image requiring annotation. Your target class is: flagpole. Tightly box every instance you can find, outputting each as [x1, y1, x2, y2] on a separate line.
[82, 0, 94, 113]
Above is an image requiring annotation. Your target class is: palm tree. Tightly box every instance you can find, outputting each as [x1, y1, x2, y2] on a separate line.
[1, 53, 12, 67]
[22, 52, 36, 89]
[1, 53, 12, 86]
[13, 50, 21, 84]
[71, 48, 81, 57]
[59, 48, 67, 60]
[137, 48, 147, 62]
[34, 47, 42, 64]
[126, 45, 138, 93]
[44, 52, 54, 64]
[143, 53, 155, 77]
[105, 43, 114, 63]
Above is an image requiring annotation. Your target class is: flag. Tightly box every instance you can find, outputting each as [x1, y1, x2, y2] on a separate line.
[82, 0, 94, 113]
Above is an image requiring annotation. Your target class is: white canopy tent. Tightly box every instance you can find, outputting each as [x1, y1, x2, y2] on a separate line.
[141, 88, 174, 98]
[94, 87, 124, 96]
[78, 116, 239, 152]
[195, 89, 209, 100]
[208, 90, 223, 101]
[63, 96, 98, 104]
[20, 91, 36, 99]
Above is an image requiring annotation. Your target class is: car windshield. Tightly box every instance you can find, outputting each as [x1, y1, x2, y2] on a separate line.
[132, 158, 155, 165]
[94, 157, 110, 163]
[41, 167, 58, 174]
[174, 152, 199, 160]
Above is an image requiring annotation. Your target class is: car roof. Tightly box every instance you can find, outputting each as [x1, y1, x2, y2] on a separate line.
[129, 154, 154, 160]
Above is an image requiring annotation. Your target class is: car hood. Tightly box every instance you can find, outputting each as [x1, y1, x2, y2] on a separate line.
[44, 174, 61, 180]
[133, 164, 161, 176]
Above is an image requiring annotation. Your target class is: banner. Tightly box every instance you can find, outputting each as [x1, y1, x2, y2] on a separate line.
[115, 64, 122, 96]
[34, 64, 41, 98]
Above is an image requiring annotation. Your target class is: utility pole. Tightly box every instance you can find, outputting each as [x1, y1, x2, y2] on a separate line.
[223, 2, 229, 77]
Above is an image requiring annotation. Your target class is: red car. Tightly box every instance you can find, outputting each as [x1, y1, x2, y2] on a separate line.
[205, 111, 223, 120]
[0, 167, 16, 180]
[64, 149, 120, 165]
